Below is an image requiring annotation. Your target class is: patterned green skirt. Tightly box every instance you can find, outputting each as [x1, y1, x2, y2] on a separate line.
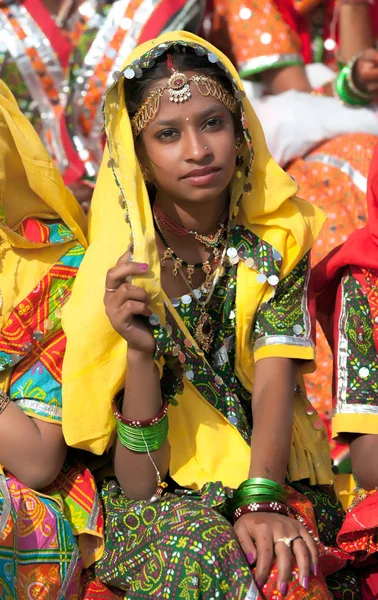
[93, 479, 361, 599]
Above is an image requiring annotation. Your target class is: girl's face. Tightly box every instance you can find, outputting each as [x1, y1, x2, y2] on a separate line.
[137, 73, 238, 205]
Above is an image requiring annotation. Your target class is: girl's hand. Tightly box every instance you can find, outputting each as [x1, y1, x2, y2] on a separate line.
[354, 49, 378, 94]
[234, 512, 318, 596]
[104, 251, 156, 355]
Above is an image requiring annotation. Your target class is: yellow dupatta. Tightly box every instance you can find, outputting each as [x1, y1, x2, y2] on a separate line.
[0, 80, 87, 392]
[62, 32, 333, 489]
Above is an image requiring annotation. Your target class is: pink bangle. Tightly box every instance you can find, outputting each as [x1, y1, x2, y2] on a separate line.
[112, 395, 168, 427]
[233, 501, 291, 523]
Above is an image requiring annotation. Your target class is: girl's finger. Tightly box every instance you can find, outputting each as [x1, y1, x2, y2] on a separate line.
[365, 82, 378, 92]
[105, 262, 148, 290]
[253, 528, 274, 589]
[115, 245, 134, 265]
[234, 523, 257, 567]
[300, 529, 318, 576]
[291, 535, 311, 590]
[119, 300, 152, 320]
[359, 68, 378, 83]
[275, 539, 293, 596]
[107, 283, 149, 307]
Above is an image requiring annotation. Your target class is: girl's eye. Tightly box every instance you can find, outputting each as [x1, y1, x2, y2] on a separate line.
[156, 129, 178, 140]
[204, 117, 223, 129]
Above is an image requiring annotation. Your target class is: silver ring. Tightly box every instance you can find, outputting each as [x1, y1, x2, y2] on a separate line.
[291, 535, 304, 544]
[105, 287, 117, 292]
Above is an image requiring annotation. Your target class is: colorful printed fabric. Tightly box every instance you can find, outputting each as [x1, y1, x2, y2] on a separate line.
[0, 219, 104, 596]
[0, 225, 85, 422]
[90, 477, 358, 600]
[210, 0, 304, 78]
[0, 472, 83, 599]
[329, 265, 378, 442]
[210, 0, 338, 76]
[253, 253, 315, 353]
[336, 270, 378, 408]
[0, 0, 204, 185]
[335, 490, 378, 599]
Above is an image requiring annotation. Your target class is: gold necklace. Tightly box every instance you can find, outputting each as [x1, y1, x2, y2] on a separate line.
[154, 215, 226, 290]
[177, 245, 227, 353]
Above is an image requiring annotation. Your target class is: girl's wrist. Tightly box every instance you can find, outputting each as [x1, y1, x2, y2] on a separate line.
[127, 346, 156, 362]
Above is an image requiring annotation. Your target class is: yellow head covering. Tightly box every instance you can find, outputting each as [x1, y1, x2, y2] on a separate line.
[0, 79, 87, 384]
[62, 32, 333, 489]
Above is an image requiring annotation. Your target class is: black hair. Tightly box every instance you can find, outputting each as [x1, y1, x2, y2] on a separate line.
[124, 46, 236, 122]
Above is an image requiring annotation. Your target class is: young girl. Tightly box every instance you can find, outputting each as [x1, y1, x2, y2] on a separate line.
[0, 80, 103, 598]
[62, 31, 358, 598]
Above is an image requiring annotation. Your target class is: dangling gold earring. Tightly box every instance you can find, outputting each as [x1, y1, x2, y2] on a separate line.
[141, 163, 152, 184]
[235, 137, 244, 167]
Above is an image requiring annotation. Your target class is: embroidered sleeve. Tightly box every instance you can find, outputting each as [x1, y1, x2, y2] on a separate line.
[333, 268, 378, 438]
[210, 0, 303, 79]
[252, 253, 315, 364]
[3, 242, 85, 424]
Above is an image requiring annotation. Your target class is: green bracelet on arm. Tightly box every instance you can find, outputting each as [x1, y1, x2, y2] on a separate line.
[233, 477, 286, 509]
[335, 66, 371, 106]
[115, 414, 168, 452]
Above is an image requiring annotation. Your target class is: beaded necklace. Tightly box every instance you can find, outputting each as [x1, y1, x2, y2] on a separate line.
[154, 196, 228, 250]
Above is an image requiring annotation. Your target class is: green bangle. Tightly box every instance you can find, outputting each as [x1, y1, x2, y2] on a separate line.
[335, 67, 370, 106]
[233, 494, 285, 508]
[116, 413, 168, 452]
[237, 477, 285, 494]
[233, 478, 286, 509]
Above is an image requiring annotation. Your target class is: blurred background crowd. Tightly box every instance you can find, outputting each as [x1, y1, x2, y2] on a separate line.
[1, 0, 378, 467]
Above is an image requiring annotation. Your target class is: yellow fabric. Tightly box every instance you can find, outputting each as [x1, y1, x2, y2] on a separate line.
[62, 31, 333, 489]
[335, 474, 357, 511]
[0, 80, 87, 481]
[333, 413, 378, 439]
[0, 79, 87, 362]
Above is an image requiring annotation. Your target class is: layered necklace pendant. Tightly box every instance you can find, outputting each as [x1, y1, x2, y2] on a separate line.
[194, 307, 214, 353]
[153, 199, 228, 353]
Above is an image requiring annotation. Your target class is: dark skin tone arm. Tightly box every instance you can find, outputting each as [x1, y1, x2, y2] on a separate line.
[260, 3, 377, 96]
[0, 402, 66, 489]
[350, 433, 378, 490]
[105, 253, 169, 500]
[234, 358, 318, 593]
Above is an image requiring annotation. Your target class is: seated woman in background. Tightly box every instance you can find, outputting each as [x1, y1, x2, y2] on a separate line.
[210, 0, 378, 454]
[314, 143, 378, 600]
[62, 31, 358, 598]
[0, 80, 103, 598]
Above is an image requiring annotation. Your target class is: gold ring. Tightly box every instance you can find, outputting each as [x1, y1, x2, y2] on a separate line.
[105, 287, 117, 292]
[274, 536, 293, 548]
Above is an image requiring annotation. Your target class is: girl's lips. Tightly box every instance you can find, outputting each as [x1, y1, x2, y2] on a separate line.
[182, 168, 221, 186]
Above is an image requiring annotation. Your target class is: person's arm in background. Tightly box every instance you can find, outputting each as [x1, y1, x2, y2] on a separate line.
[0, 403, 66, 490]
[263, 1, 377, 95]
[330, 267, 378, 490]
[210, 0, 378, 95]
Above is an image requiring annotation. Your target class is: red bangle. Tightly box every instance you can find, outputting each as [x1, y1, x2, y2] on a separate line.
[233, 501, 291, 523]
[112, 395, 169, 427]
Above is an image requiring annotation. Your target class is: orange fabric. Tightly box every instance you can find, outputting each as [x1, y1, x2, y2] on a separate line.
[289, 133, 376, 459]
[210, 0, 302, 77]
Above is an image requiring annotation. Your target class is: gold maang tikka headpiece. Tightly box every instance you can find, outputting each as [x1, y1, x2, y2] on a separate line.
[131, 56, 238, 137]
